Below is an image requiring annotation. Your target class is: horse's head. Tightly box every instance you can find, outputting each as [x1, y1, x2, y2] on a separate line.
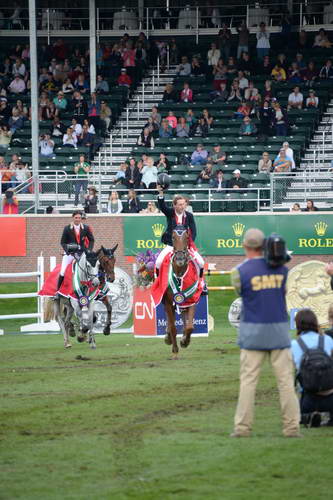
[97, 244, 118, 283]
[172, 225, 189, 269]
[79, 251, 100, 287]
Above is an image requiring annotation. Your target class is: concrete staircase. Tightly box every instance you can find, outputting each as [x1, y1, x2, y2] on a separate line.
[93, 66, 177, 210]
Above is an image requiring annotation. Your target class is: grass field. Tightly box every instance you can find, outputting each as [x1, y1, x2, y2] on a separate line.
[1, 280, 333, 499]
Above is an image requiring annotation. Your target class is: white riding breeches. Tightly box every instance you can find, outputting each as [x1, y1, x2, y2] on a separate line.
[60, 254, 74, 276]
[155, 245, 204, 269]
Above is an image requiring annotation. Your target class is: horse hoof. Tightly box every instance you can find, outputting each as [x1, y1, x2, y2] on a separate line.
[172, 353, 179, 360]
[164, 334, 172, 345]
[77, 335, 85, 343]
[180, 336, 190, 348]
[103, 328, 111, 336]
[64, 343, 72, 349]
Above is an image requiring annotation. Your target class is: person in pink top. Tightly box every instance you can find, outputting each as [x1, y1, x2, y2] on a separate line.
[166, 111, 177, 128]
[180, 82, 193, 103]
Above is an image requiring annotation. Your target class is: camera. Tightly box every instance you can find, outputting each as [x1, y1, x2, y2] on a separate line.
[264, 233, 291, 268]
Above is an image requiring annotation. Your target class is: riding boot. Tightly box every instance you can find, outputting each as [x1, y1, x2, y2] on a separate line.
[56, 275, 64, 293]
[199, 268, 208, 295]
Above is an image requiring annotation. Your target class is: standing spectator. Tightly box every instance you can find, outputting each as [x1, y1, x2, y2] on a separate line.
[291, 309, 333, 427]
[176, 56, 191, 76]
[272, 102, 289, 136]
[207, 42, 221, 68]
[141, 157, 158, 189]
[71, 91, 88, 122]
[287, 86, 303, 110]
[73, 155, 90, 206]
[258, 152, 272, 173]
[180, 82, 193, 103]
[125, 158, 141, 189]
[228, 169, 248, 189]
[239, 116, 257, 136]
[217, 24, 232, 60]
[230, 228, 300, 438]
[306, 89, 319, 108]
[107, 191, 123, 214]
[256, 23, 270, 60]
[237, 21, 250, 60]
[84, 186, 98, 214]
[273, 149, 292, 172]
[304, 199, 318, 211]
[87, 92, 101, 131]
[127, 189, 141, 213]
[100, 100, 112, 132]
[2, 188, 19, 214]
[39, 134, 55, 157]
[191, 144, 208, 166]
[137, 127, 154, 148]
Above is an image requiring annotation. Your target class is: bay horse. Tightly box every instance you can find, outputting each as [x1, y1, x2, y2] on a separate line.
[163, 225, 201, 358]
[95, 244, 118, 335]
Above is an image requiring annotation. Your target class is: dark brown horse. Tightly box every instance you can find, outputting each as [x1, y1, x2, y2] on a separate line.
[163, 226, 199, 358]
[97, 245, 118, 335]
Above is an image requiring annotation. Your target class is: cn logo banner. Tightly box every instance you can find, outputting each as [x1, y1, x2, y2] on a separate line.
[133, 288, 209, 337]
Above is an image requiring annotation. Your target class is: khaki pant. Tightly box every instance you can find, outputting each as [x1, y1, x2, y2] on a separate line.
[234, 348, 300, 436]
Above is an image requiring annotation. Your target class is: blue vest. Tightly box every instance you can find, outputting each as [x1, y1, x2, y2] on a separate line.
[237, 257, 290, 350]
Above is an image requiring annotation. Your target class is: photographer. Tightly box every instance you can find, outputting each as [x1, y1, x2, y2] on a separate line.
[39, 133, 55, 157]
[230, 229, 300, 438]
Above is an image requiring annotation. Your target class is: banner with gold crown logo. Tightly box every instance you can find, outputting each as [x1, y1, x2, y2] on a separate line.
[123, 215, 333, 256]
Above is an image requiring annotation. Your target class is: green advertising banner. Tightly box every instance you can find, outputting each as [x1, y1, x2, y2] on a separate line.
[124, 214, 333, 256]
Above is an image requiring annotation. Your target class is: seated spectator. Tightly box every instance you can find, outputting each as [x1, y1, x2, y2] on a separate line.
[238, 51, 253, 75]
[12, 58, 26, 78]
[262, 79, 274, 102]
[74, 73, 90, 93]
[165, 110, 177, 129]
[227, 80, 242, 102]
[176, 117, 189, 138]
[180, 82, 193, 103]
[176, 56, 191, 76]
[39, 134, 55, 157]
[84, 186, 98, 214]
[291, 309, 333, 427]
[306, 89, 319, 108]
[208, 144, 226, 167]
[281, 141, 295, 169]
[70, 118, 83, 137]
[111, 162, 127, 185]
[258, 151, 272, 173]
[125, 158, 141, 189]
[319, 59, 333, 79]
[8, 109, 24, 134]
[271, 64, 286, 82]
[162, 83, 177, 103]
[290, 202, 301, 212]
[258, 55, 272, 76]
[184, 108, 196, 127]
[2, 188, 18, 214]
[288, 86, 303, 110]
[53, 91, 68, 115]
[107, 191, 123, 214]
[0, 101, 12, 124]
[304, 199, 318, 211]
[228, 169, 248, 189]
[126, 189, 141, 213]
[313, 29, 332, 49]
[190, 117, 209, 138]
[13, 99, 28, 121]
[244, 81, 259, 101]
[237, 70, 249, 90]
[304, 61, 318, 85]
[137, 127, 154, 148]
[226, 56, 237, 76]
[0, 125, 12, 151]
[155, 153, 170, 173]
[8, 74, 26, 94]
[150, 106, 161, 126]
[13, 161, 30, 190]
[201, 108, 214, 127]
[287, 62, 302, 84]
[141, 157, 158, 189]
[83, 118, 95, 135]
[191, 56, 204, 76]
[211, 169, 227, 190]
[207, 43, 221, 68]
[272, 102, 288, 136]
[212, 59, 227, 90]
[0, 156, 12, 192]
[49, 116, 66, 137]
[144, 117, 159, 137]
[140, 201, 159, 215]
[95, 74, 109, 94]
[63, 127, 78, 148]
[234, 100, 251, 119]
[239, 116, 257, 136]
[273, 149, 292, 172]
[159, 119, 173, 138]
[211, 81, 229, 102]
[196, 162, 214, 184]
[62, 77, 74, 94]
[191, 143, 208, 165]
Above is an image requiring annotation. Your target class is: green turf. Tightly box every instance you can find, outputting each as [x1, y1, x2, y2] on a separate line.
[0, 280, 332, 499]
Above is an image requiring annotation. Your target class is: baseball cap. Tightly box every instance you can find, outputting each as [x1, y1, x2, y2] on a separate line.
[121, 68, 126, 72]
[233, 169, 241, 174]
[243, 228, 265, 249]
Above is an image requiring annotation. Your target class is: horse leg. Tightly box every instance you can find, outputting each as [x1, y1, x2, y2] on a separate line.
[164, 293, 178, 358]
[180, 306, 195, 348]
[103, 297, 112, 336]
[54, 297, 71, 349]
[88, 301, 97, 349]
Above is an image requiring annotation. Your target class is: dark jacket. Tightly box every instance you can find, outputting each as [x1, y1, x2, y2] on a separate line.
[60, 223, 94, 253]
[127, 197, 141, 213]
[84, 195, 98, 213]
[228, 176, 248, 189]
[125, 165, 141, 185]
[157, 196, 196, 246]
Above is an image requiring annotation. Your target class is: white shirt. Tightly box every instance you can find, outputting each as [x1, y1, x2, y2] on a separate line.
[176, 211, 185, 224]
[39, 139, 54, 156]
[288, 92, 303, 104]
[207, 48, 221, 66]
[256, 31, 270, 48]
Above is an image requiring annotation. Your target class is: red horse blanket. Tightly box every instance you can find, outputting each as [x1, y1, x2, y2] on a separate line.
[39, 263, 77, 299]
[151, 253, 203, 308]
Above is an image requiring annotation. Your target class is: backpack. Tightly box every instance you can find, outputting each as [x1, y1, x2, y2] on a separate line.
[297, 335, 333, 393]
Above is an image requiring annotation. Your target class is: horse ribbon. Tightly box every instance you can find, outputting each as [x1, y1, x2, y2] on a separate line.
[72, 262, 99, 306]
[168, 258, 199, 305]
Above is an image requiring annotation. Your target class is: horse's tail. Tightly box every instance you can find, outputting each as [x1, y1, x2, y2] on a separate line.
[44, 297, 55, 322]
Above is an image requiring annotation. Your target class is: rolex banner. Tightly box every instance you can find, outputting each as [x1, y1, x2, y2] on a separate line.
[124, 214, 333, 256]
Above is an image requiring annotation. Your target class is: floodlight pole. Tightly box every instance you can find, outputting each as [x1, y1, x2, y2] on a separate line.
[29, 0, 40, 213]
[89, 0, 97, 93]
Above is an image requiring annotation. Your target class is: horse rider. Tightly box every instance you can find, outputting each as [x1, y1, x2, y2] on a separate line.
[57, 210, 94, 292]
[156, 185, 205, 277]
